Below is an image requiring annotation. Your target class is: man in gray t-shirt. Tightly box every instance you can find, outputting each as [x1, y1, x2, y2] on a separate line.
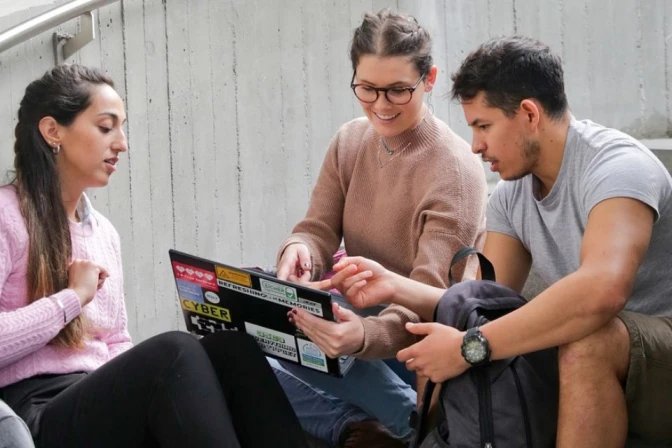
[324, 36, 672, 446]
[449, 37, 672, 445]
[488, 117, 672, 317]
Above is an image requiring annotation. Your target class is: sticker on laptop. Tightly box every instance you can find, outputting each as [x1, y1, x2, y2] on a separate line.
[215, 265, 252, 287]
[180, 298, 232, 323]
[172, 262, 218, 291]
[217, 280, 324, 316]
[244, 322, 298, 362]
[188, 314, 230, 333]
[204, 291, 220, 304]
[297, 338, 328, 373]
[176, 279, 204, 303]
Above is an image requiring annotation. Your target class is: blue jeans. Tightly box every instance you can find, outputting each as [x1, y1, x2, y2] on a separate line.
[0, 400, 34, 448]
[270, 357, 416, 446]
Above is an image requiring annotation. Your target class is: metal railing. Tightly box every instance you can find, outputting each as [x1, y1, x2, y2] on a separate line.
[0, 0, 119, 61]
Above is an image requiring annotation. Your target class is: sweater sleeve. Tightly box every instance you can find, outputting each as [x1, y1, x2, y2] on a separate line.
[0, 209, 81, 368]
[354, 153, 488, 360]
[104, 228, 133, 359]
[277, 132, 347, 279]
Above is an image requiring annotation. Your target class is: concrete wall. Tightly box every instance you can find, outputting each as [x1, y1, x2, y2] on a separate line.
[0, 0, 670, 341]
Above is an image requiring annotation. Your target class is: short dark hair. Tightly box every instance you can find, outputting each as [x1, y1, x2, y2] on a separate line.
[350, 9, 433, 76]
[451, 36, 568, 120]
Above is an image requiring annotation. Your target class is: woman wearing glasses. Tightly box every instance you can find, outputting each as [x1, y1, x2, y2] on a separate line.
[272, 9, 488, 448]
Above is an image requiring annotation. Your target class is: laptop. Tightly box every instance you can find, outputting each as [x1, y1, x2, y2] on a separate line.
[169, 249, 355, 377]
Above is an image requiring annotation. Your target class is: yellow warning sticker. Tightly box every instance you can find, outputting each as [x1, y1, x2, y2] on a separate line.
[215, 266, 252, 287]
[180, 298, 232, 323]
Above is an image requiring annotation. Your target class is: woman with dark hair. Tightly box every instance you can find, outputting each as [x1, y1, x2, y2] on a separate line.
[0, 64, 307, 448]
[272, 9, 488, 448]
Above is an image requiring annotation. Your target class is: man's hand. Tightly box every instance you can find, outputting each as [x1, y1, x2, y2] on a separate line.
[329, 256, 398, 309]
[289, 302, 365, 358]
[397, 323, 470, 383]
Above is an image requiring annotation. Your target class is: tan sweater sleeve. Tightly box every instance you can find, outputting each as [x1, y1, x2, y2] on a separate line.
[354, 152, 488, 360]
[277, 133, 347, 280]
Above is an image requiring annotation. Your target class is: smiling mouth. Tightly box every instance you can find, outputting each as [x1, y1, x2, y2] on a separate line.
[104, 158, 118, 167]
[374, 112, 400, 121]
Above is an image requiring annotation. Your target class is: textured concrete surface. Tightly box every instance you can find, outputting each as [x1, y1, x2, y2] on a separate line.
[0, 0, 670, 341]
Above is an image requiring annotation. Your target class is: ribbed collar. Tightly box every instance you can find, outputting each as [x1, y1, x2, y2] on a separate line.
[378, 110, 442, 153]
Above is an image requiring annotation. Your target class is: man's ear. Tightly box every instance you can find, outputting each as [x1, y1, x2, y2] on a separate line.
[519, 99, 541, 131]
[38, 116, 62, 147]
[424, 65, 439, 92]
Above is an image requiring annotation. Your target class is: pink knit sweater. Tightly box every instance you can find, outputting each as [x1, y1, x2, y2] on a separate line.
[0, 185, 132, 388]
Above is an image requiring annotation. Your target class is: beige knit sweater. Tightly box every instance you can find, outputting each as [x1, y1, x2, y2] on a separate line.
[279, 113, 488, 359]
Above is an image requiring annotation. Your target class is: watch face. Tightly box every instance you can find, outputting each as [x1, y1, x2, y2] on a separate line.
[464, 339, 487, 363]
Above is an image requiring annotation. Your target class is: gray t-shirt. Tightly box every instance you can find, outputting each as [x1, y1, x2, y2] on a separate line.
[488, 118, 672, 316]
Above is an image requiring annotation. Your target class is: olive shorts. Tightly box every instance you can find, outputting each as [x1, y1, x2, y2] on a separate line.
[618, 311, 672, 442]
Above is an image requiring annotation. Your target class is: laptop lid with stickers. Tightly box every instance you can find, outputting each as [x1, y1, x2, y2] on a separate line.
[169, 249, 355, 377]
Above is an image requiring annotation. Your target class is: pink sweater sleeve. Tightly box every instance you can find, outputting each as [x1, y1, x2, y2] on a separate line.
[0, 207, 82, 368]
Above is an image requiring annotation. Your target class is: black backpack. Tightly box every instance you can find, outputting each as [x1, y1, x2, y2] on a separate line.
[412, 248, 559, 448]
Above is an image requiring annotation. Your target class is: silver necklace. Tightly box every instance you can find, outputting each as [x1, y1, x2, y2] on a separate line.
[381, 138, 395, 155]
[380, 137, 410, 155]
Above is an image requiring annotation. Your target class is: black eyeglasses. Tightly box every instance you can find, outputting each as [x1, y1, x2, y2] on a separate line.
[350, 71, 426, 105]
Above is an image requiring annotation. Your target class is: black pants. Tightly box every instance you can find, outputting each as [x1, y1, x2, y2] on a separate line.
[0, 331, 308, 448]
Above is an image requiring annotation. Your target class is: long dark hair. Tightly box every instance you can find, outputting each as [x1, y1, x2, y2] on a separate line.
[13, 64, 114, 348]
[350, 9, 433, 76]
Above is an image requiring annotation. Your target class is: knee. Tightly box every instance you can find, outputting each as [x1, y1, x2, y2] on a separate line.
[146, 330, 201, 351]
[558, 318, 630, 380]
[138, 331, 204, 366]
[0, 402, 33, 448]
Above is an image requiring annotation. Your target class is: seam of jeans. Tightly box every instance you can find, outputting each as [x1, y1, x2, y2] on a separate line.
[330, 408, 370, 447]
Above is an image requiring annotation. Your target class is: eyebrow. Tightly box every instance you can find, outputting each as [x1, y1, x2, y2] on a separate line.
[98, 112, 127, 124]
[356, 78, 413, 88]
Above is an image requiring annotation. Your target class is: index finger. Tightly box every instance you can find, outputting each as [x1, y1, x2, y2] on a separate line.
[292, 307, 337, 336]
[332, 256, 364, 271]
[397, 343, 419, 363]
[98, 265, 110, 278]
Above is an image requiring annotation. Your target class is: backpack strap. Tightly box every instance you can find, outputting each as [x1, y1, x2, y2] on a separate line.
[448, 247, 496, 286]
[410, 380, 437, 448]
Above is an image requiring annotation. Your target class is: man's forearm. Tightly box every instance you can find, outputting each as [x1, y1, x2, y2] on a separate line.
[481, 269, 626, 360]
[391, 273, 445, 322]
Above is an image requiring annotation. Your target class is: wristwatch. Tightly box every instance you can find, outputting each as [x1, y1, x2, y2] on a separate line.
[461, 327, 491, 367]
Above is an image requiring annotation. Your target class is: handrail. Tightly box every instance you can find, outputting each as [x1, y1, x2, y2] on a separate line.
[0, 0, 119, 54]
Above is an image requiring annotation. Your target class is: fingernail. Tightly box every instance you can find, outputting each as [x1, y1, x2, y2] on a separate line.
[291, 309, 298, 315]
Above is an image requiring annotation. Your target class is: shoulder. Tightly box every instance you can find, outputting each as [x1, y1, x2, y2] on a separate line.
[0, 185, 25, 230]
[576, 120, 663, 169]
[576, 120, 671, 186]
[0, 185, 28, 255]
[337, 116, 372, 135]
[328, 117, 376, 166]
[423, 117, 487, 188]
[332, 118, 376, 150]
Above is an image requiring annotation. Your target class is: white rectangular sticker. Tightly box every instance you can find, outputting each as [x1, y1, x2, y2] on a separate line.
[218, 279, 324, 316]
[297, 338, 329, 373]
[244, 322, 298, 362]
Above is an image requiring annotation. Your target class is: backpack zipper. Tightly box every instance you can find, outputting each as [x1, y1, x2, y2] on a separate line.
[511, 363, 533, 448]
[474, 368, 495, 448]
